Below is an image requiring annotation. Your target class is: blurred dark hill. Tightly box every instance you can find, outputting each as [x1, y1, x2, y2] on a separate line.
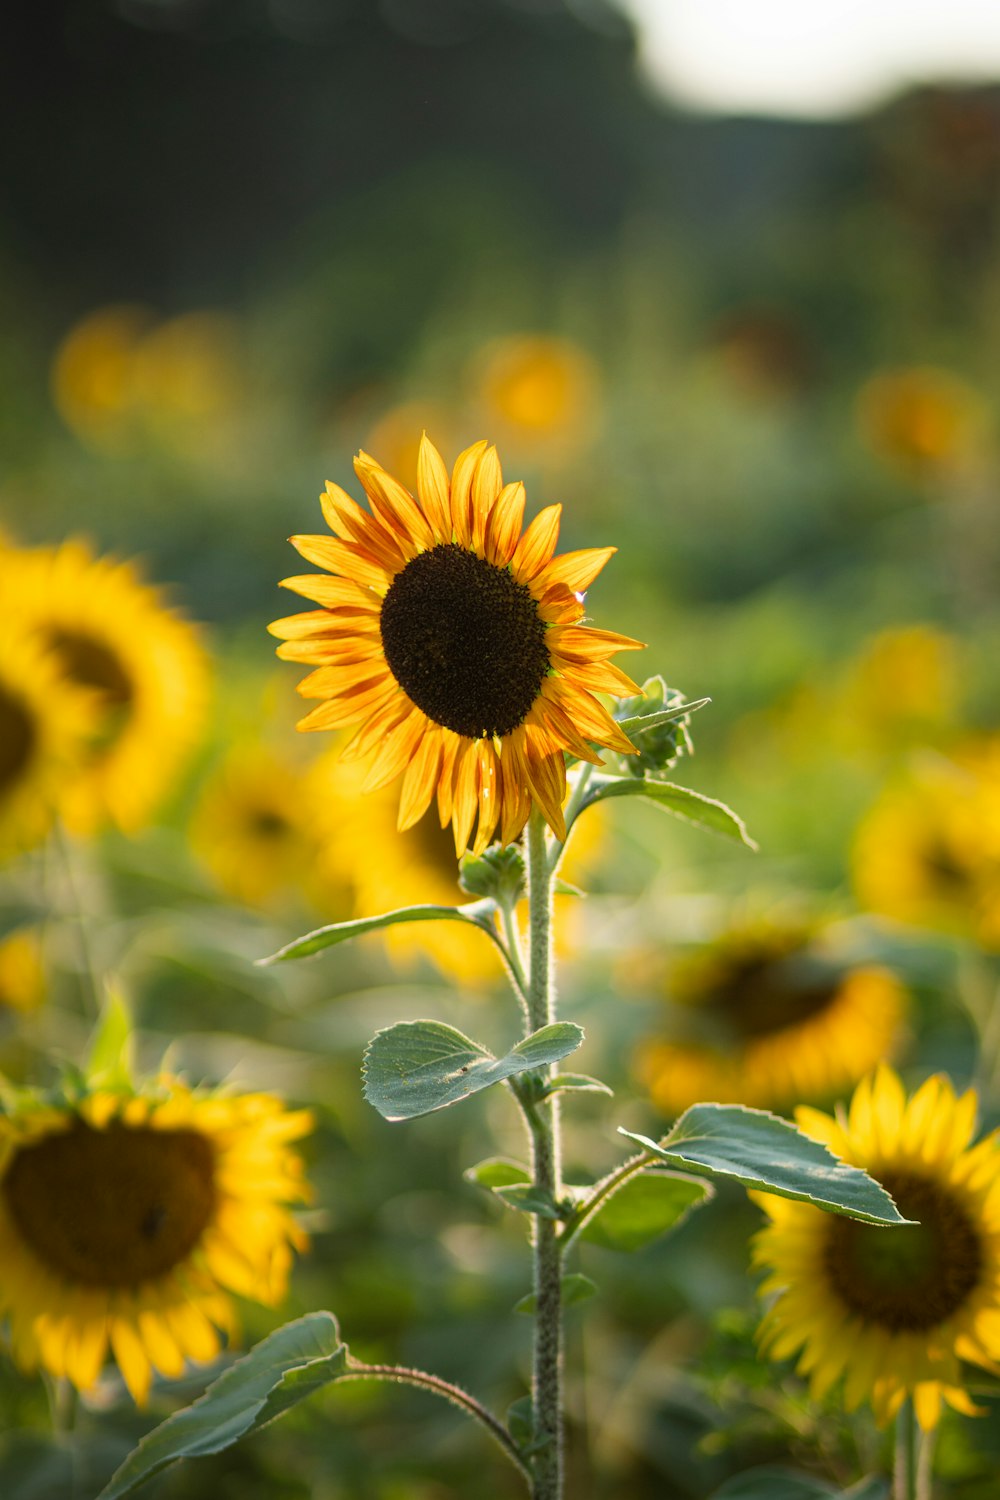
[3, 0, 645, 313]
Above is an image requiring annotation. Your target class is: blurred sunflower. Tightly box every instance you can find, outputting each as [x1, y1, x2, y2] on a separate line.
[1, 540, 210, 833]
[835, 624, 960, 757]
[269, 436, 641, 854]
[857, 366, 986, 478]
[473, 335, 601, 450]
[0, 1080, 312, 1403]
[363, 401, 457, 496]
[0, 929, 45, 1014]
[854, 741, 1000, 950]
[634, 919, 907, 1117]
[753, 1064, 1000, 1431]
[190, 744, 355, 914]
[50, 304, 151, 452]
[0, 622, 96, 855]
[316, 749, 606, 985]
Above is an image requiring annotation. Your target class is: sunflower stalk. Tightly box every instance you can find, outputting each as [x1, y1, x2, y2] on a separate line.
[523, 804, 564, 1499]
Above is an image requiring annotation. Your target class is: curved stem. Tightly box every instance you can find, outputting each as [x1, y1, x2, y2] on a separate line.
[498, 897, 531, 1026]
[343, 1360, 532, 1485]
[557, 1151, 654, 1252]
[525, 805, 563, 1500]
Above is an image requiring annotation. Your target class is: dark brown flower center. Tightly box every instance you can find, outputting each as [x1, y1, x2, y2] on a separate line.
[698, 951, 839, 1040]
[4, 1118, 217, 1286]
[823, 1170, 983, 1331]
[379, 544, 549, 740]
[0, 686, 36, 797]
[47, 629, 133, 706]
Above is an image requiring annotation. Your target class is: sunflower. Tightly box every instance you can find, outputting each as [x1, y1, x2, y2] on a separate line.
[854, 741, 1000, 951]
[634, 919, 907, 1117]
[0, 622, 96, 855]
[0, 539, 210, 834]
[753, 1064, 1000, 1431]
[190, 743, 356, 914]
[0, 1079, 312, 1403]
[269, 436, 642, 854]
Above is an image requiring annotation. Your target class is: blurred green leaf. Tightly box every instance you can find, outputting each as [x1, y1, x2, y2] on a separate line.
[506, 1395, 533, 1447]
[363, 1020, 584, 1121]
[711, 1468, 888, 1499]
[85, 986, 135, 1089]
[96, 1313, 349, 1499]
[622, 1105, 910, 1224]
[257, 899, 500, 964]
[576, 1170, 713, 1251]
[514, 1273, 598, 1315]
[494, 1183, 562, 1218]
[464, 1157, 532, 1190]
[544, 1073, 613, 1098]
[583, 777, 757, 847]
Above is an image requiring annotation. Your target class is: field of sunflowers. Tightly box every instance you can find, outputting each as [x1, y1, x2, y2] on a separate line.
[2, 3, 1000, 1498]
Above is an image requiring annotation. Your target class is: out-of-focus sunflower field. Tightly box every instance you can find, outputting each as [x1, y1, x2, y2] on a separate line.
[3, 3, 1000, 1497]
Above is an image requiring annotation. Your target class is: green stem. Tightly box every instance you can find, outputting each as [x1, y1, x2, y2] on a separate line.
[893, 1399, 918, 1500]
[525, 805, 563, 1500]
[342, 1361, 532, 1485]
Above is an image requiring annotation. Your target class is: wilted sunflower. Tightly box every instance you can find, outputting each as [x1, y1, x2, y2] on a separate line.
[0, 622, 96, 855]
[634, 919, 907, 1116]
[854, 741, 1000, 951]
[269, 437, 642, 853]
[0, 1080, 312, 1403]
[1, 539, 209, 833]
[753, 1064, 1000, 1431]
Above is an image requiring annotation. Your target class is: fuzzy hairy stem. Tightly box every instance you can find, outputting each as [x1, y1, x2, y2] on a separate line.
[525, 805, 563, 1500]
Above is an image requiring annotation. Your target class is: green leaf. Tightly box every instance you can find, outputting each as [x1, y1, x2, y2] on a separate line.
[514, 1273, 597, 1315]
[464, 1158, 532, 1190]
[96, 1313, 349, 1500]
[494, 1184, 562, 1218]
[584, 778, 756, 848]
[577, 1171, 713, 1251]
[363, 1020, 584, 1121]
[506, 1395, 533, 1447]
[621, 1105, 910, 1224]
[710, 1468, 888, 1500]
[257, 900, 500, 965]
[617, 700, 710, 735]
[544, 1073, 613, 1098]
[85, 986, 135, 1089]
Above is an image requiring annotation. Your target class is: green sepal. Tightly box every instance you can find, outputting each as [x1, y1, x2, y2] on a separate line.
[257, 899, 501, 965]
[363, 1020, 584, 1122]
[458, 845, 526, 905]
[581, 776, 756, 848]
[612, 677, 704, 775]
[96, 1313, 349, 1500]
[514, 1273, 598, 1315]
[572, 1170, 713, 1252]
[621, 1103, 911, 1224]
